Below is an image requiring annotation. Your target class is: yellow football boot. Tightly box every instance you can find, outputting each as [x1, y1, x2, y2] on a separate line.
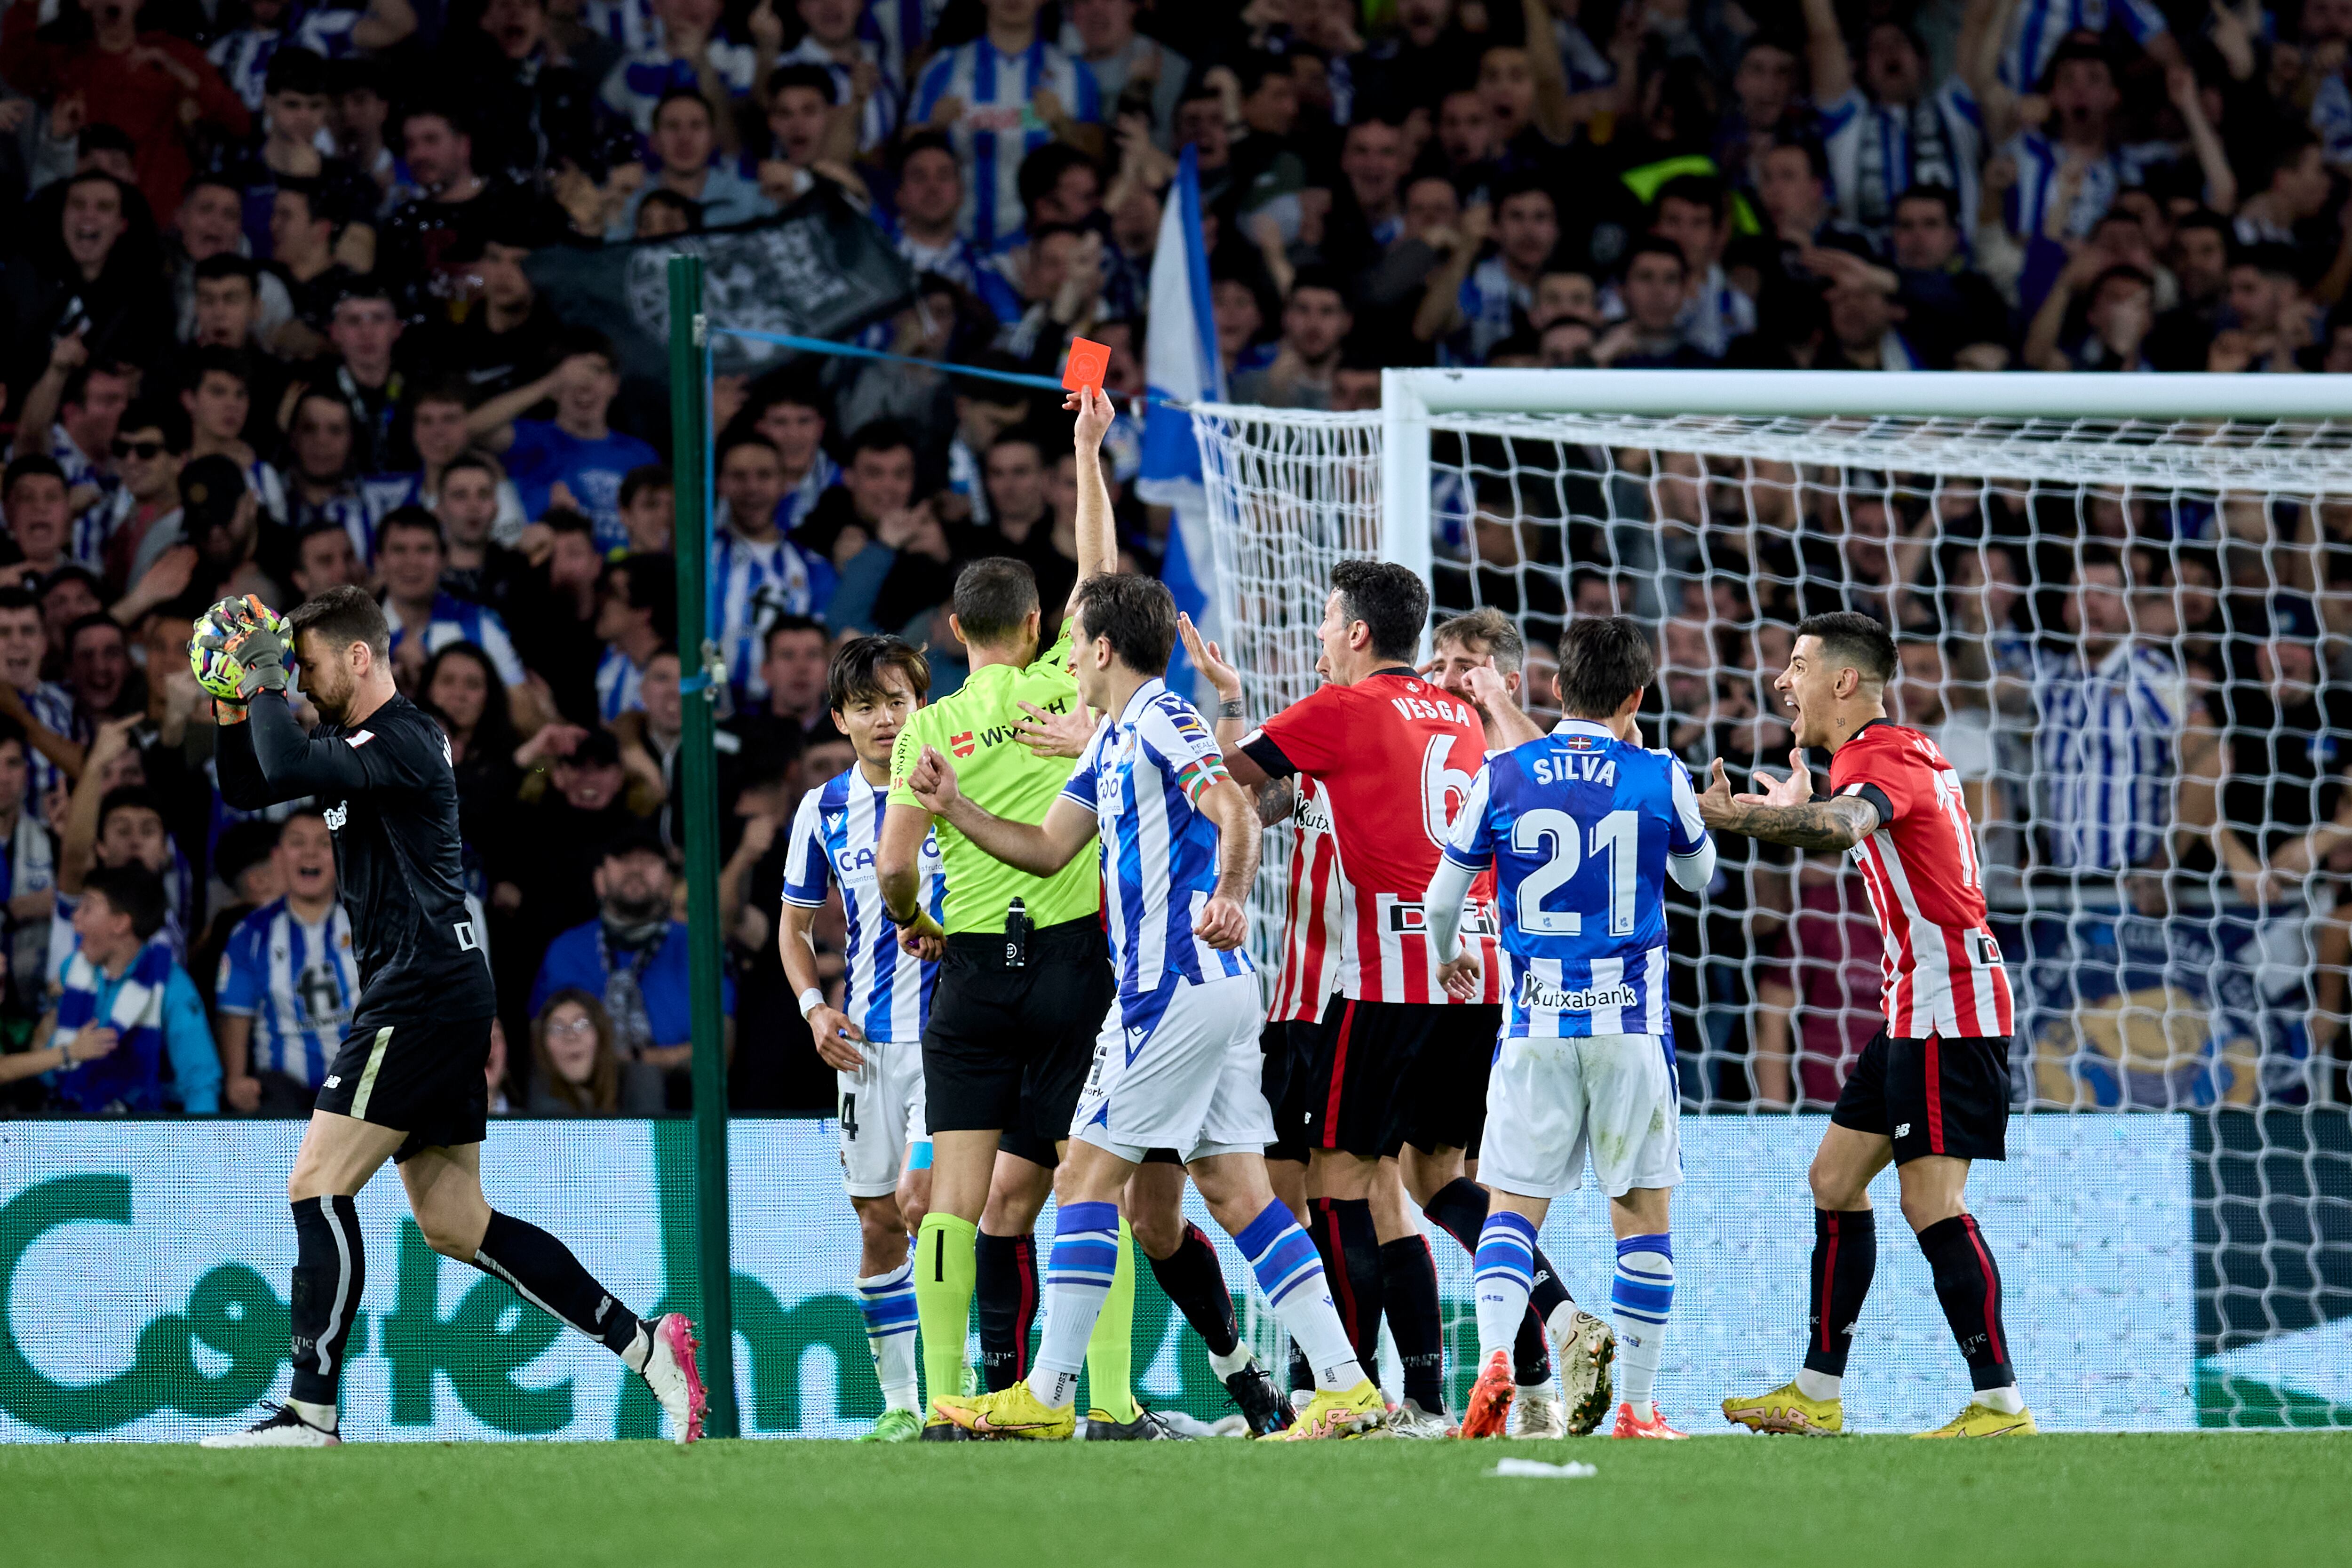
[1721, 1380, 1843, 1435]
[930, 1381, 1077, 1441]
[1914, 1401, 2037, 1438]
[1270, 1379, 1388, 1440]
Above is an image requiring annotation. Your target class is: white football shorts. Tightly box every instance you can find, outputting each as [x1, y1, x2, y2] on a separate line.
[1479, 1031, 1683, 1200]
[838, 1035, 928, 1198]
[1073, 972, 1274, 1164]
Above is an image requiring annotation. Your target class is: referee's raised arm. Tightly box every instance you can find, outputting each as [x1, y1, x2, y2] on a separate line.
[1065, 386, 1120, 613]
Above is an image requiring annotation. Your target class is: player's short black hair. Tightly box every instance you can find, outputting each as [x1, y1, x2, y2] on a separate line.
[952, 557, 1041, 646]
[829, 634, 932, 712]
[1075, 573, 1178, 677]
[1556, 616, 1656, 719]
[1329, 559, 1426, 664]
[1434, 607, 1524, 676]
[289, 583, 392, 661]
[1794, 610, 1897, 687]
[81, 864, 168, 942]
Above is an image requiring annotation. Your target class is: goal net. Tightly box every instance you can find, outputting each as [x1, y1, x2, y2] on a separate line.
[1191, 370, 2352, 1431]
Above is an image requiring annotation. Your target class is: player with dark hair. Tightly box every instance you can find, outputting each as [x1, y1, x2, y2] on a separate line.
[1701, 610, 2032, 1438]
[905, 569, 1384, 1442]
[1214, 558, 1619, 1435]
[193, 587, 706, 1447]
[779, 634, 947, 1442]
[1430, 616, 1716, 1441]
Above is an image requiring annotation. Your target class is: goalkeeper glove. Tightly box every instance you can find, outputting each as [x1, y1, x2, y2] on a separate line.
[194, 597, 293, 702]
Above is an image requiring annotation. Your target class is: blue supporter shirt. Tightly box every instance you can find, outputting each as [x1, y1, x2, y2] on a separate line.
[529, 919, 731, 1044]
[1058, 678, 1254, 999]
[215, 897, 361, 1089]
[779, 764, 945, 1045]
[1441, 718, 1709, 1041]
[381, 590, 528, 685]
[503, 420, 660, 552]
[910, 35, 1102, 249]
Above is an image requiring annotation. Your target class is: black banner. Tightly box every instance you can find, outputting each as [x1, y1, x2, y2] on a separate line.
[2193, 1108, 2352, 1425]
[524, 186, 915, 386]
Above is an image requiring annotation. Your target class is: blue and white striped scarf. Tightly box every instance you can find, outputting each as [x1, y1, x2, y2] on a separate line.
[50, 937, 174, 1114]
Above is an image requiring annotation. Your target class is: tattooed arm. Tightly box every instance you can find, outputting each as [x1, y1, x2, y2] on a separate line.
[1255, 777, 1298, 828]
[1693, 756, 1881, 852]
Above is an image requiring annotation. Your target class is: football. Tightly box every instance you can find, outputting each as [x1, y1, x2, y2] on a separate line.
[188, 597, 290, 702]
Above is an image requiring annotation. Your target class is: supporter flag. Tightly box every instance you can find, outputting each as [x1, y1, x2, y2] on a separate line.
[1136, 145, 1226, 705]
[524, 185, 915, 386]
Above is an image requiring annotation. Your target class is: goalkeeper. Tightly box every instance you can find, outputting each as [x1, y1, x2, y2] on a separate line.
[191, 588, 708, 1449]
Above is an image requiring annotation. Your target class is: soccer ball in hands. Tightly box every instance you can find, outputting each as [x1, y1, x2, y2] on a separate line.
[189, 596, 292, 702]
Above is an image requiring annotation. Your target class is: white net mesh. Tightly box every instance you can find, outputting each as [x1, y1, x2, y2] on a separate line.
[1192, 396, 2352, 1430]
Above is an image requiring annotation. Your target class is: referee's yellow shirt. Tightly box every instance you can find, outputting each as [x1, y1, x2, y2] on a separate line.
[888, 624, 1100, 935]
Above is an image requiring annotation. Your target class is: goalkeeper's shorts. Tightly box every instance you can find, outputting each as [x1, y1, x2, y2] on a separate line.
[1831, 1027, 2010, 1165]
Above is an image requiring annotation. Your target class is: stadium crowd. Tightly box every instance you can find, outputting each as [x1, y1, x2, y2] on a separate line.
[0, 0, 2347, 1119]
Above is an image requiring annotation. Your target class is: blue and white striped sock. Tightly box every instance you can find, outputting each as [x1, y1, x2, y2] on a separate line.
[1236, 1202, 1365, 1392]
[1031, 1201, 1122, 1409]
[854, 1259, 920, 1414]
[1473, 1210, 1539, 1363]
[1612, 1234, 1674, 1418]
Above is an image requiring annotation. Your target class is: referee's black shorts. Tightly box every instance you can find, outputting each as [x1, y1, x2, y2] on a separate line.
[922, 915, 1116, 1167]
[314, 1013, 493, 1163]
[1830, 1027, 2011, 1165]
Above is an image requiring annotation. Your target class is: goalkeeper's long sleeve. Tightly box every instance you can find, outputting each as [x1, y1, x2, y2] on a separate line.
[217, 692, 368, 809]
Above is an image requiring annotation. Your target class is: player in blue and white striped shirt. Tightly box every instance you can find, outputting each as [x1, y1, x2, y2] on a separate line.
[908, 0, 1103, 250]
[778, 635, 946, 1441]
[1425, 616, 1716, 1441]
[910, 481, 1381, 1440]
[215, 810, 359, 1106]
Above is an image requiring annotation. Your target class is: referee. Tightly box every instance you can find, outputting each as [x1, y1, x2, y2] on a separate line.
[197, 587, 706, 1447]
[876, 391, 1120, 1437]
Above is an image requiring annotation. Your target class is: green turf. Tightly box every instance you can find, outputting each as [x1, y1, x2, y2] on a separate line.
[9, 1433, 2348, 1568]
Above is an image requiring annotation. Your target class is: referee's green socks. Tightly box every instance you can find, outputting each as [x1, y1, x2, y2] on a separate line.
[916, 1213, 978, 1409]
[1081, 1218, 1139, 1423]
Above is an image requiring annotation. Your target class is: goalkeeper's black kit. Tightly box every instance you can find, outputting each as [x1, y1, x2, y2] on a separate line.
[218, 688, 497, 1158]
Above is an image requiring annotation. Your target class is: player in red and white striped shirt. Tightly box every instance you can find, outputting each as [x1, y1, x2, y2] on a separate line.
[1699, 613, 2034, 1440]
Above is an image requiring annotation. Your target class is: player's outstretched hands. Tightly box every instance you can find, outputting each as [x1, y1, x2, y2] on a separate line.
[904, 745, 961, 814]
[807, 1002, 867, 1072]
[1066, 384, 1115, 449]
[1437, 951, 1483, 1002]
[1745, 753, 1813, 807]
[1015, 698, 1097, 758]
[1195, 893, 1248, 951]
[1176, 613, 1241, 708]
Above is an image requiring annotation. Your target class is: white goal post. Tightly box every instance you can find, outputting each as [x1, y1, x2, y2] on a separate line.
[1191, 370, 2352, 1428]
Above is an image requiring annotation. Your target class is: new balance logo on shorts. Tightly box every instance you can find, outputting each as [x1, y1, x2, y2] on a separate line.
[1896, 1123, 1912, 1138]
[1518, 971, 1640, 1013]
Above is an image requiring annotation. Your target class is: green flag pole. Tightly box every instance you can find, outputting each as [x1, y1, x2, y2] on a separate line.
[665, 253, 738, 1439]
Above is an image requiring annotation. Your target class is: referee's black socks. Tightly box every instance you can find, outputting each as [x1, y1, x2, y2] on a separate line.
[473, 1210, 645, 1364]
[1917, 1213, 2017, 1393]
[288, 1196, 365, 1421]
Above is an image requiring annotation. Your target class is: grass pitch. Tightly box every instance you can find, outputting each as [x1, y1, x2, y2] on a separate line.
[8, 1433, 2344, 1568]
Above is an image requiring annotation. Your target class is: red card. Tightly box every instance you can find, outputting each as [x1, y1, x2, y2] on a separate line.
[1062, 337, 1110, 393]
